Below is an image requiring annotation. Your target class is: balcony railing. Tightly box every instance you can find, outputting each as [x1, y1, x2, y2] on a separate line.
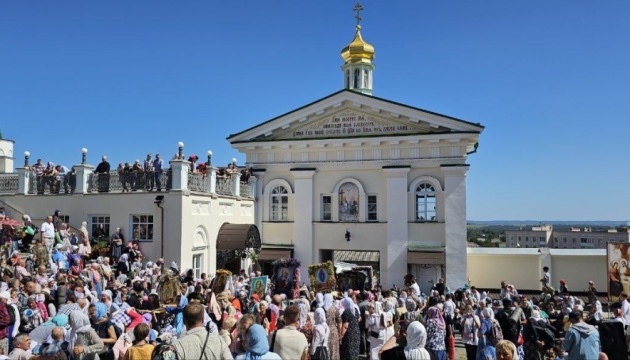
[28, 174, 76, 195]
[87, 172, 172, 193]
[0, 174, 18, 194]
[2, 168, 254, 198]
[188, 173, 209, 193]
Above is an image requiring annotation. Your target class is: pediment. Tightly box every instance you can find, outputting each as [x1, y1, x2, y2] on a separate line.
[228, 90, 483, 143]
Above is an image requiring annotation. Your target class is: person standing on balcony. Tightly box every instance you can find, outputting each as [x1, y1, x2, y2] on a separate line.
[95, 156, 111, 193]
[33, 158, 45, 194]
[131, 160, 143, 191]
[143, 154, 154, 191]
[41, 216, 55, 260]
[153, 154, 164, 192]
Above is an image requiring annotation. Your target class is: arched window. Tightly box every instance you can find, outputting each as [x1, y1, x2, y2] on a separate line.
[364, 69, 369, 88]
[415, 182, 436, 221]
[270, 186, 288, 221]
[354, 69, 360, 88]
[339, 182, 359, 222]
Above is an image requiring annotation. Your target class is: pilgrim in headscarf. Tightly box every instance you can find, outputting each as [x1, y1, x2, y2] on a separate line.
[68, 310, 105, 360]
[311, 308, 330, 358]
[404, 321, 431, 360]
[235, 324, 281, 360]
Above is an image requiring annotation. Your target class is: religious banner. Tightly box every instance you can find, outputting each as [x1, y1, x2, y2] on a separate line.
[158, 271, 185, 305]
[352, 265, 374, 290]
[250, 276, 269, 299]
[337, 270, 367, 292]
[308, 261, 336, 293]
[212, 269, 232, 294]
[608, 242, 630, 302]
[271, 258, 301, 299]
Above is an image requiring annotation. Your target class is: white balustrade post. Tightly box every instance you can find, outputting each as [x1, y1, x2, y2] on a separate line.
[231, 173, 241, 197]
[208, 167, 217, 194]
[249, 176, 257, 199]
[169, 160, 190, 191]
[16, 167, 30, 195]
[74, 164, 95, 194]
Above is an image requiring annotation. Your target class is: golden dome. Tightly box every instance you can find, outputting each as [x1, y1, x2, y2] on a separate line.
[341, 25, 375, 64]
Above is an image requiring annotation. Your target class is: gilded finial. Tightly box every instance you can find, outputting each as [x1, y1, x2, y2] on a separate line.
[353, 3, 363, 27]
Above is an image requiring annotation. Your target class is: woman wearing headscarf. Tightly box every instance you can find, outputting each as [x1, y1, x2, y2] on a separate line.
[297, 301, 314, 345]
[165, 294, 189, 335]
[585, 300, 603, 326]
[461, 304, 480, 360]
[89, 303, 118, 360]
[522, 309, 551, 360]
[235, 324, 281, 360]
[495, 340, 519, 360]
[339, 296, 360, 360]
[403, 299, 420, 324]
[117, 253, 130, 275]
[382, 300, 395, 340]
[69, 245, 83, 276]
[88, 263, 103, 300]
[310, 308, 329, 359]
[475, 307, 496, 360]
[367, 301, 388, 360]
[379, 321, 431, 360]
[323, 293, 341, 360]
[69, 310, 105, 360]
[425, 306, 446, 360]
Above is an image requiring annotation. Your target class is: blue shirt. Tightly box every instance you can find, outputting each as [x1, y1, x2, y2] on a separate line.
[153, 159, 164, 172]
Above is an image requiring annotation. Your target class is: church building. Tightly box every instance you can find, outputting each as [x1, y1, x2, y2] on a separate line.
[228, 8, 484, 291]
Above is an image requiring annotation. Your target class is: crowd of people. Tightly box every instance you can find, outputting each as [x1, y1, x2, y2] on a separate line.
[0, 208, 625, 360]
[25, 153, 254, 195]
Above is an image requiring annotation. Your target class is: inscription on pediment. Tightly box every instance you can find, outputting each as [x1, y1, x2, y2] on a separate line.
[269, 109, 433, 140]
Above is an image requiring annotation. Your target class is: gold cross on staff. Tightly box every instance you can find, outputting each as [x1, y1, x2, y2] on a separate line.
[353, 3, 364, 26]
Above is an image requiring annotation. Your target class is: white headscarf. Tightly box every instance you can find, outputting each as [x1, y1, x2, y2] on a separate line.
[316, 293, 324, 308]
[404, 321, 431, 360]
[342, 297, 355, 314]
[323, 293, 334, 311]
[482, 307, 494, 321]
[68, 310, 92, 351]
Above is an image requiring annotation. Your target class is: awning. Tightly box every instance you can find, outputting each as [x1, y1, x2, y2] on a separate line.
[334, 251, 380, 263]
[258, 248, 293, 261]
[407, 251, 445, 265]
[216, 223, 261, 251]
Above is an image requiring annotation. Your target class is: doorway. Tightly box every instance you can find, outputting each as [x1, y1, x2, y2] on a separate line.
[409, 264, 443, 294]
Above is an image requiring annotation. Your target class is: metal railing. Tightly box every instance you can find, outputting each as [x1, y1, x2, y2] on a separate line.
[216, 177, 233, 196]
[28, 174, 76, 195]
[0, 174, 19, 194]
[87, 171, 172, 193]
[188, 173, 209, 193]
[240, 181, 253, 199]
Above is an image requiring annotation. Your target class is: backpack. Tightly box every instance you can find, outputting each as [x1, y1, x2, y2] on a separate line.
[7, 305, 16, 326]
[151, 343, 179, 360]
[489, 318, 503, 346]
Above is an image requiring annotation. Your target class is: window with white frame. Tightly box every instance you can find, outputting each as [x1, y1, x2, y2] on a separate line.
[131, 215, 154, 241]
[58, 215, 70, 225]
[367, 195, 377, 221]
[270, 186, 289, 221]
[415, 182, 436, 221]
[322, 195, 332, 221]
[192, 254, 203, 279]
[90, 216, 110, 239]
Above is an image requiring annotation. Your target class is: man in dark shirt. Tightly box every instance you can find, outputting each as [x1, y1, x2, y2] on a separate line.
[95, 156, 111, 192]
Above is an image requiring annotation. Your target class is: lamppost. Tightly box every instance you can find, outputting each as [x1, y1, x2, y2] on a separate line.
[24, 151, 30, 167]
[178, 142, 184, 159]
[207, 150, 212, 167]
[81, 148, 88, 165]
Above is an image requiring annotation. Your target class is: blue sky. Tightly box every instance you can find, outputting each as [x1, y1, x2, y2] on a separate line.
[1, 1, 628, 221]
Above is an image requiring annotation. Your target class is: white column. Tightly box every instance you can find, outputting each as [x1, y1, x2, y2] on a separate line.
[16, 167, 30, 194]
[232, 173, 241, 197]
[74, 164, 95, 194]
[252, 170, 265, 240]
[291, 169, 315, 280]
[383, 166, 410, 288]
[169, 160, 190, 191]
[442, 165, 469, 290]
[207, 167, 217, 194]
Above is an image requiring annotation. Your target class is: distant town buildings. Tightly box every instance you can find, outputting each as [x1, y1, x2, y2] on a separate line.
[505, 225, 630, 249]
